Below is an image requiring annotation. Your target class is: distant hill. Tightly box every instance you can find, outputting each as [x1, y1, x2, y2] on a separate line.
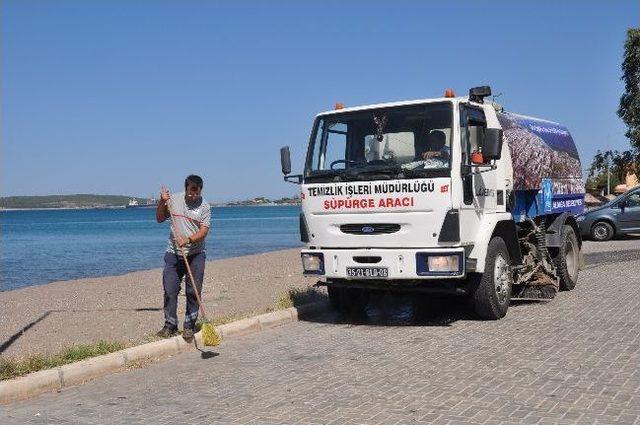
[1, 194, 300, 209]
[0, 195, 147, 209]
[224, 196, 301, 207]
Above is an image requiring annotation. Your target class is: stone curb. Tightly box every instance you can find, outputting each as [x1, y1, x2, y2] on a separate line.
[0, 300, 328, 404]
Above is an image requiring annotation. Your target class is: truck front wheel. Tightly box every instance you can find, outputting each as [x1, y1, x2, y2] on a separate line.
[469, 237, 512, 320]
[552, 225, 580, 291]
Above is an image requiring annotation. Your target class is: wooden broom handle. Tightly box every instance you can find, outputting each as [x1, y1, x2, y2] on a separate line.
[166, 198, 207, 319]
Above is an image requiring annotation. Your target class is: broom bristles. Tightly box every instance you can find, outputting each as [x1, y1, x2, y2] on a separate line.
[201, 321, 221, 346]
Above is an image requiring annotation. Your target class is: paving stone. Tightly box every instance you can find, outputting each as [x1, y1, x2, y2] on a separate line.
[2, 240, 640, 424]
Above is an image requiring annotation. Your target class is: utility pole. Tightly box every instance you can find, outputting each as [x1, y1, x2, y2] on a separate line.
[605, 137, 611, 197]
[607, 158, 610, 196]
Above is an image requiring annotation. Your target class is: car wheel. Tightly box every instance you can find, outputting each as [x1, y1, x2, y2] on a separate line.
[553, 225, 579, 291]
[591, 221, 614, 241]
[468, 236, 512, 320]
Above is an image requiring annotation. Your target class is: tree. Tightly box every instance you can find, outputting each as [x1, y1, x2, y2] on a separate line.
[618, 28, 640, 175]
[586, 171, 620, 194]
[612, 149, 634, 181]
[587, 149, 631, 194]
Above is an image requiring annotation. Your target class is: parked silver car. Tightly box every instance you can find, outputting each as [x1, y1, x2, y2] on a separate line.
[577, 188, 640, 241]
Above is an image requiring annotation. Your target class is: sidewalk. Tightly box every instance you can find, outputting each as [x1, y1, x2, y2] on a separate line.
[0, 248, 317, 359]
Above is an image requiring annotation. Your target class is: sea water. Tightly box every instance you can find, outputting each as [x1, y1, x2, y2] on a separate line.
[0, 206, 301, 291]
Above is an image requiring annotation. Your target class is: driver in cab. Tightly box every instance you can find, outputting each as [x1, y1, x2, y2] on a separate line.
[416, 130, 450, 168]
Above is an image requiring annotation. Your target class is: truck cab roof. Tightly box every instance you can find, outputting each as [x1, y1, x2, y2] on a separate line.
[316, 97, 474, 117]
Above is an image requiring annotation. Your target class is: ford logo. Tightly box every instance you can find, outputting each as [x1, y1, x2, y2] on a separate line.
[361, 226, 375, 233]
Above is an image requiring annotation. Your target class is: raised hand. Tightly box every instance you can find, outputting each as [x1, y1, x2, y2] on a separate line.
[160, 186, 170, 203]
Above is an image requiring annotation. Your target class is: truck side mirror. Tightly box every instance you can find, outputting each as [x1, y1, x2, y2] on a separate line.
[482, 128, 503, 160]
[280, 146, 292, 175]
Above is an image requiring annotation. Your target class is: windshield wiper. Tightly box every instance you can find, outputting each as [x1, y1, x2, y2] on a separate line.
[348, 164, 443, 179]
[341, 164, 401, 180]
[306, 169, 348, 182]
[347, 163, 398, 175]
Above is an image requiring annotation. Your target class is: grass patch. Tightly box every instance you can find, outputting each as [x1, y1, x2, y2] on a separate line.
[275, 287, 324, 310]
[0, 340, 127, 381]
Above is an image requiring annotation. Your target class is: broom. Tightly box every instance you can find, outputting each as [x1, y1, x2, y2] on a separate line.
[166, 196, 221, 346]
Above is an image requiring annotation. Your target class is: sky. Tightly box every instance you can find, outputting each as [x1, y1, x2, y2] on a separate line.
[1, 1, 638, 201]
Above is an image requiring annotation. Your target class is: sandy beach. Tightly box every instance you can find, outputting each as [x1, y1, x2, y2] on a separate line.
[0, 248, 317, 359]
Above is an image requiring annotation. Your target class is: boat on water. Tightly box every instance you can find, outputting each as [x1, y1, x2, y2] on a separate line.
[126, 198, 157, 208]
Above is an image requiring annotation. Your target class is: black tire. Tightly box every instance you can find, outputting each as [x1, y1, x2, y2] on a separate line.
[468, 236, 512, 320]
[553, 225, 580, 291]
[591, 221, 614, 241]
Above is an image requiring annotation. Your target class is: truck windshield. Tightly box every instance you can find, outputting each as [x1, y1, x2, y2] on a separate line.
[305, 102, 453, 182]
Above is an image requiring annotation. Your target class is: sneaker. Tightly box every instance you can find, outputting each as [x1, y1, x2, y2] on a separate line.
[182, 328, 195, 342]
[156, 326, 177, 338]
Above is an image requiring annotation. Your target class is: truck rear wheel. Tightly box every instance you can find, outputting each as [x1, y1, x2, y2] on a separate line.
[553, 225, 579, 291]
[469, 236, 512, 320]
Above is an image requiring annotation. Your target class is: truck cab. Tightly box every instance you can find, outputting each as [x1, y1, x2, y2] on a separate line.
[281, 86, 584, 320]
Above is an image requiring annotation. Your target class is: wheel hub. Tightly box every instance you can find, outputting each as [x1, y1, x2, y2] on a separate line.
[494, 254, 511, 303]
[594, 225, 608, 240]
[565, 237, 578, 280]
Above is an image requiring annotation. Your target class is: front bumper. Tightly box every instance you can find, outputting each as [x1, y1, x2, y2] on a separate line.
[302, 248, 466, 280]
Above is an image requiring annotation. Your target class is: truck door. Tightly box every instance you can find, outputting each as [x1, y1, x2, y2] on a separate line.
[618, 190, 640, 232]
[458, 105, 498, 244]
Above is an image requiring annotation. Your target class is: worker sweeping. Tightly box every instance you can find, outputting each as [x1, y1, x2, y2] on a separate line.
[155, 174, 219, 345]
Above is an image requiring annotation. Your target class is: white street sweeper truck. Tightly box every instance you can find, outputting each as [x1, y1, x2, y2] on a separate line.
[280, 86, 585, 319]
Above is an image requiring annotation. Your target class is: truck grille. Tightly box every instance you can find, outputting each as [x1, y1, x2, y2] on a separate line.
[339, 223, 401, 235]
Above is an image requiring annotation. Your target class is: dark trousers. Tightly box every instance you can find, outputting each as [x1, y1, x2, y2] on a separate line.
[162, 251, 206, 330]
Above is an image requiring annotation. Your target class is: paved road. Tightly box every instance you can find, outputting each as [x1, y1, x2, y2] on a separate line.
[2, 239, 640, 424]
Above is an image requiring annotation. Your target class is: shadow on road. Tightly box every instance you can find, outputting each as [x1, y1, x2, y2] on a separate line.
[0, 311, 53, 355]
[509, 299, 551, 306]
[300, 292, 478, 327]
[0, 306, 162, 355]
[582, 246, 640, 269]
[299, 290, 552, 327]
[619, 234, 640, 240]
[193, 340, 220, 359]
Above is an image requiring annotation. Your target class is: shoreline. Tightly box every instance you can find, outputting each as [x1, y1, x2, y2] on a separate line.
[0, 204, 300, 211]
[0, 206, 126, 211]
[0, 245, 303, 293]
[0, 247, 315, 359]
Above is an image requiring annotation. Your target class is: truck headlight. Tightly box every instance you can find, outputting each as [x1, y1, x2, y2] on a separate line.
[427, 255, 460, 272]
[301, 253, 324, 274]
[416, 252, 464, 276]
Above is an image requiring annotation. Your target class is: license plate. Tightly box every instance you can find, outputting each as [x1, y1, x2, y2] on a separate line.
[346, 267, 388, 278]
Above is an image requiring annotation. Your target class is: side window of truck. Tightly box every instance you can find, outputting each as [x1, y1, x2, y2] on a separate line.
[311, 122, 348, 170]
[460, 106, 487, 163]
[323, 123, 348, 169]
[460, 106, 487, 205]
